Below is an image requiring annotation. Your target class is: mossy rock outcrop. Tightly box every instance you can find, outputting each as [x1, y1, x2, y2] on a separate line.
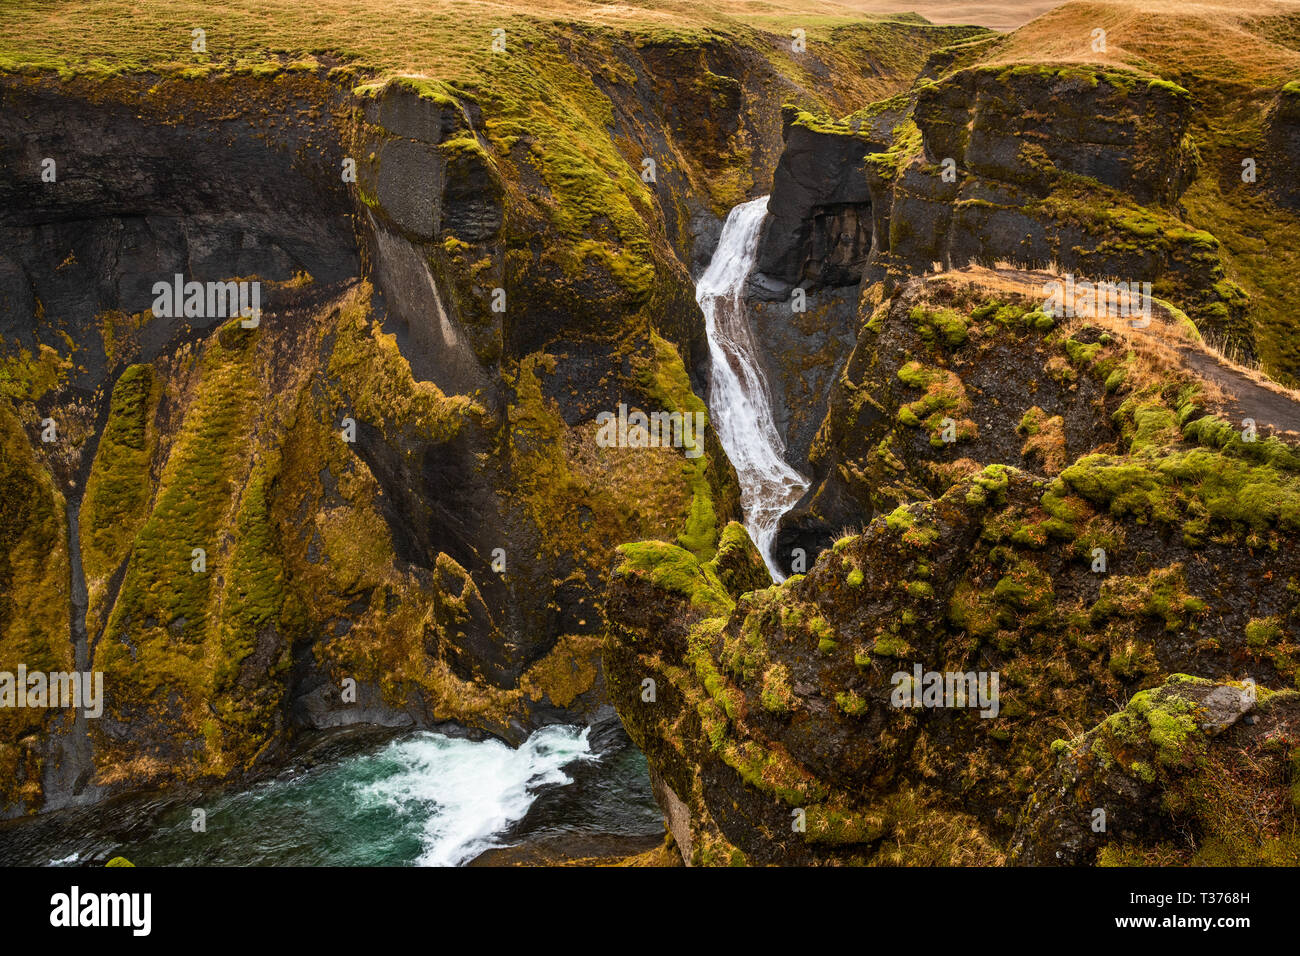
[606, 270, 1300, 864]
[1013, 676, 1300, 865]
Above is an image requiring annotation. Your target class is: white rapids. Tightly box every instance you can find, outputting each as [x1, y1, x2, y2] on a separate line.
[696, 196, 809, 581]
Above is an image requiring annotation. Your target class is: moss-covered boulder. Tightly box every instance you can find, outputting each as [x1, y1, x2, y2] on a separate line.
[1013, 676, 1300, 865]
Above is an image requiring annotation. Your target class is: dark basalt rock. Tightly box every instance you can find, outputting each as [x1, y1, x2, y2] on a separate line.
[0, 78, 360, 393]
[753, 113, 883, 291]
[847, 64, 1254, 348]
[778, 277, 1113, 573]
[912, 67, 1197, 206]
[607, 456, 1300, 864]
[4, 21, 854, 812]
[736, 115, 885, 469]
[1265, 84, 1300, 211]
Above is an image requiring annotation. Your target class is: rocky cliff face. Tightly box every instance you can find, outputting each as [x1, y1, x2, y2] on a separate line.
[742, 109, 884, 468]
[777, 277, 1116, 569]
[606, 277, 1300, 865]
[609, 3, 1300, 867]
[741, 33, 1300, 569]
[0, 65, 728, 815]
[875, 66, 1224, 322]
[604, 12, 1300, 857]
[7, 0, 1300, 868]
[1265, 83, 1300, 213]
[736, 57, 1267, 478]
[0, 15, 977, 817]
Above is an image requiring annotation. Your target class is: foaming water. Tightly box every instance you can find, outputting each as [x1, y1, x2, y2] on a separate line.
[356, 726, 595, 867]
[697, 197, 809, 579]
[10, 724, 659, 867]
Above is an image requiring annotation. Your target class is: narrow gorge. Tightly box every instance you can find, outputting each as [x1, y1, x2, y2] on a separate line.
[2, 0, 1300, 870]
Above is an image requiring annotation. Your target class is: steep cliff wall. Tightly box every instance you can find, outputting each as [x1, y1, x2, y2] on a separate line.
[606, 0, 1300, 867]
[744, 0, 1300, 400]
[744, 109, 886, 467]
[0, 12, 971, 816]
[606, 278, 1300, 865]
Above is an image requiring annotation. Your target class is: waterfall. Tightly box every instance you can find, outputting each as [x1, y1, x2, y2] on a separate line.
[697, 197, 808, 581]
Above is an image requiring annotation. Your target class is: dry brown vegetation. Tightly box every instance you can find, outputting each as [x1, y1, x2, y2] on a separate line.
[928, 264, 1300, 427]
[839, 0, 1060, 31]
[983, 0, 1300, 83]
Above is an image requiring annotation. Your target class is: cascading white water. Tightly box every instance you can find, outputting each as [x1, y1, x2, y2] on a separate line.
[697, 197, 808, 581]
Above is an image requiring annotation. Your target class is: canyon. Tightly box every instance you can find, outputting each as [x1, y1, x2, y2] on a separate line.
[2, 0, 1300, 867]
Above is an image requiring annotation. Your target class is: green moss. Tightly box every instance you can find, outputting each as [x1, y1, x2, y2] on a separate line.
[803, 803, 883, 845]
[91, 320, 273, 774]
[637, 332, 718, 560]
[865, 301, 889, 334]
[1146, 77, 1188, 96]
[872, 632, 913, 657]
[1064, 337, 1102, 367]
[1245, 616, 1283, 648]
[1017, 408, 1043, 436]
[0, 399, 71, 812]
[213, 462, 287, 705]
[834, 689, 869, 716]
[909, 305, 968, 349]
[1090, 564, 1206, 633]
[993, 558, 1053, 612]
[614, 540, 732, 618]
[328, 291, 477, 442]
[991, 304, 1026, 327]
[906, 579, 933, 599]
[709, 521, 769, 597]
[103, 322, 260, 647]
[80, 364, 157, 625]
[947, 579, 1000, 639]
[760, 662, 796, 714]
[0, 342, 71, 402]
[885, 505, 915, 531]
[865, 116, 923, 183]
[1061, 449, 1300, 538]
[895, 360, 971, 441]
[1128, 687, 1202, 766]
[722, 737, 824, 805]
[809, 615, 833, 641]
[1077, 677, 1213, 781]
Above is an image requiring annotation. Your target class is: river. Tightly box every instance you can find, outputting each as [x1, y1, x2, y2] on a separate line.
[2, 197, 801, 867]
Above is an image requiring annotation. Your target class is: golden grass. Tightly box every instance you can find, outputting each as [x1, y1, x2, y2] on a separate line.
[0, 0, 962, 78]
[1064, 292, 1300, 410]
[981, 0, 1300, 88]
[838, 0, 1059, 31]
[920, 263, 1300, 414]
